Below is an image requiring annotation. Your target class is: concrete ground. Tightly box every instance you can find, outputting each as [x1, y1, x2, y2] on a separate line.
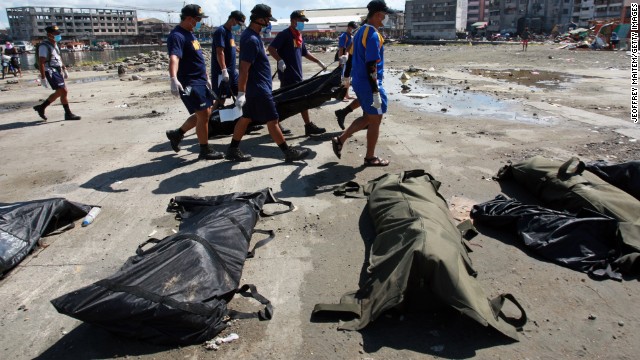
[0, 43, 638, 359]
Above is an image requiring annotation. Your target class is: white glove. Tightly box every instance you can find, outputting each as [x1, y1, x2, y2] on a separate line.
[63, 69, 69, 79]
[318, 61, 327, 71]
[170, 77, 183, 97]
[221, 68, 230, 82]
[41, 77, 49, 89]
[277, 59, 286, 72]
[236, 91, 246, 109]
[339, 55, 348, 65]
[372, 92, 382, 109]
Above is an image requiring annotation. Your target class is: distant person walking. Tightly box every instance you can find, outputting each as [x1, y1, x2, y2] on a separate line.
[610, 32, 619, 50]
[225, 4, 310, 162]
[165, 4, 224, 160]
[331, 0, 394, 167]
[337, 21, 358, 101]
[521, 27, 530, 51]
[211, 10, 245, 109]
[33, 25, 81, 121]
[268, 10, 327, 136]
[4, 42, 22, 77]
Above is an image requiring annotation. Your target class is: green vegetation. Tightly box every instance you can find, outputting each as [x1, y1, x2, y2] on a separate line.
[77, 60, 103, 67]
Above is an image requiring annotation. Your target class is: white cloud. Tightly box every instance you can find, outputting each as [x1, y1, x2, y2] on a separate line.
[1, 1, 406, 31]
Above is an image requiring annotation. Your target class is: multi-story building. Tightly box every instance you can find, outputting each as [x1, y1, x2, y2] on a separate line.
[487, 0, 575, 35]
[467, 0, 490, 25]
[573, 0, 595, 26]
[136, 18, 172, 44]
[405, 0, 469, 39]
[6, 7, 138, 42]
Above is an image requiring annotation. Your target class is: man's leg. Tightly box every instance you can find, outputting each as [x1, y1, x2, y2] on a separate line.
[195, 107, 223, 160]
[266, 119, 310, 162]
[364, 114, 383, 159]
[335, 99, 360, 130]
[33, 88, 63, 121]
[166, 114, 196, 153]
[225, 117, 253, 162]
[60, 87, 81, 120]
[302, 109, 326, 136]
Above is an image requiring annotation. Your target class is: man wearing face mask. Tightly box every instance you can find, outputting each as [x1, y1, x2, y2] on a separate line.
[33, 25, 81, 121]
[225, 4, 310, 162]
[268, 10, 327, 137]
[331, 0, 395, 167]
[211, 10, 245, 109]
[165, 4, 224, 160]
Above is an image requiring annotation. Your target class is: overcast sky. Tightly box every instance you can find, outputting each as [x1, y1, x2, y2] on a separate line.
[1, 1, 406, 31]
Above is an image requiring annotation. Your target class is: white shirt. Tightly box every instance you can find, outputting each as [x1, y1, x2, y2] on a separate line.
[39, 40, 63, 69]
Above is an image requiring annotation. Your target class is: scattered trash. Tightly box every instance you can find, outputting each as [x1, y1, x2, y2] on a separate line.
[618, 320, 625, 326]
[588, 314, 597, 320]
[400, 72, 411, 81]
[115, 104, 128, 108]
[203, 333, 239, 351]
[148, 229, 157, 237]
[81, 207, 101, 227]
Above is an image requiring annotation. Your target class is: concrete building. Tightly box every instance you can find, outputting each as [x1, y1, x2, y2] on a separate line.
[487, 0, 575, 36]
[467, 0, 490, 24]
[405, 0, 469, 40]
[6, 6, 138, 42]
[136, 18, 173, 44]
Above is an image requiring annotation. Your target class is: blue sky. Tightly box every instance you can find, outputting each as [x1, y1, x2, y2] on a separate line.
[1, 1, 406, 30]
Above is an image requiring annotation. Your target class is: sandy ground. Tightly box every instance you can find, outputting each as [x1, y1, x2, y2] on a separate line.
[0, 42, 638, 359]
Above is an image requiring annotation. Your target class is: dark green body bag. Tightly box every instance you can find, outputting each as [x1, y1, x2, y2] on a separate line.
[313, 170, 526, 340]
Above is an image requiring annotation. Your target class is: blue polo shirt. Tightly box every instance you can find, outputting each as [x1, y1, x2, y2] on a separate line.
[338, 31, 353, 52]
[211, 24, 237, 76]
[269, 27, 308, 85]
[167, 25, 207, 86]
[239, 27, 272, 98]
[351, 24, 384, 91]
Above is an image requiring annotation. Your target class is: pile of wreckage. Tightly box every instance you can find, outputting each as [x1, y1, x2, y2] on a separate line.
[2, 156, 638, 348]
[553, 21, 631, 50]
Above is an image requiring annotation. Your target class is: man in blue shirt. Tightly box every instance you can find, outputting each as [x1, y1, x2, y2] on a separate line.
[331, 0, 394, 167]
[268, 10, 327, 136]
[211, 10, 245, 109]
[338, 21, 357, 101]
[225, 4, 310, 162]
[164, 4, 222, 160]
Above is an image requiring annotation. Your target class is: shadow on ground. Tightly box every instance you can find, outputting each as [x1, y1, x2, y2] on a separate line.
[34, 323, 171, 359]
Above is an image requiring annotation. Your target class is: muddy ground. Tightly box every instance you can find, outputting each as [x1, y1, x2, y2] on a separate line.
[0, 42, 638, 359]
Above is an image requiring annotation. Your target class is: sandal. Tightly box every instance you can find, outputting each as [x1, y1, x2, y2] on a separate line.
[331, 137, 343, 159]
[364, 156, 390, 167]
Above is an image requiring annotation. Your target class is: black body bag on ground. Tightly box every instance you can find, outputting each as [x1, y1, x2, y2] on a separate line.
[584, 160, 640, 201]
[314, 170, 526, 341]
[0, 198, 90, 275]
[51, 189, 293, 345]
[470, 195, 638, 281]
[208, 66, 344, 136]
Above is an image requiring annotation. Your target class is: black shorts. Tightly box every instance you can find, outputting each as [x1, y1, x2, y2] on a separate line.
[180, 84, 214, 114]
[242, 94, 279, 124]
[45, 67, 65, 90]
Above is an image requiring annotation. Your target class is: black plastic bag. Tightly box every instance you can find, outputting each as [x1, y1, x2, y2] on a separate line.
[51, 189, 292, 345]
[585, 160, 640, 201]
[0, 198, 90, 275]
[470, 195, 636, 280]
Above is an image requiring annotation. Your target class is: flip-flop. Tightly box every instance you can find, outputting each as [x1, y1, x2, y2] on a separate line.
[331, 137, 342, 159]
[364, 156, 390, 167]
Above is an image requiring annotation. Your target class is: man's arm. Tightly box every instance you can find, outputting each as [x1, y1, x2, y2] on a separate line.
[267, 46, 281, 62]
[169, 54, 180, 78]
[238, 60, 250, 93]
[215, 47, 226, 70]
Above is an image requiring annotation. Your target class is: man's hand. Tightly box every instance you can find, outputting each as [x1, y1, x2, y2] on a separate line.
[236, 91, 246, 109]
[170, 77, 183, 97]
[41, 77, 49, 89]
[372, 92, 382, 109]
[221, 68, 230, 82]
[63, 69, 69, 79]
[339, 55, 348, 65]
[318, 61, 327, 71]
[277, 60, 286, 72]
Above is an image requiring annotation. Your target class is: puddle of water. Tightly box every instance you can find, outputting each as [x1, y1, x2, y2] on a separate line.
[73, 75, 119, 84]
[385, 70, 555, 124]
[468, 69, 576, 89]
